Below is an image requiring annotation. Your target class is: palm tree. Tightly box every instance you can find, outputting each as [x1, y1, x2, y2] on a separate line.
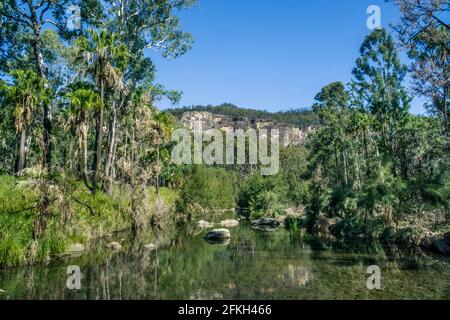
[75, 29, 128, 194]
[66, 88, 100, 190]
[5, 70, 49, 174]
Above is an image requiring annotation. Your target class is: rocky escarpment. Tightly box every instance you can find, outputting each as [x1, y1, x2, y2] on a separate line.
[180, 111, 314, 147]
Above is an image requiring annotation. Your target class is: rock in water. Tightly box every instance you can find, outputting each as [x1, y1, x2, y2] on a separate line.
[68, 243, 85, 253]
[144, 243, 157, 251]
[198, 220, 215, 229]
[251, 218, 280, 231]
[220, 219, 239, 228]
[204, 229, 231, 241]
[106, 242, 122, 250]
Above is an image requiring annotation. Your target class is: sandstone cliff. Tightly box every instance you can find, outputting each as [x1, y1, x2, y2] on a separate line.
[180, 111, 314, 147]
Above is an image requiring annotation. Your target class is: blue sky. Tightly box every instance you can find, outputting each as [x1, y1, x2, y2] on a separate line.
[149, 0, 427, 114]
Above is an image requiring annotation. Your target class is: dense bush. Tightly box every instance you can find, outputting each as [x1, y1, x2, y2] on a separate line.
[177, 165, 238, 214]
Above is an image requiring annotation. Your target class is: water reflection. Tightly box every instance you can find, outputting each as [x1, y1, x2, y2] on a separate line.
[0, 221, 449, 300]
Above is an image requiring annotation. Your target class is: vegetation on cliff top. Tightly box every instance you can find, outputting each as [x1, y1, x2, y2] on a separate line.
[167, 103, 320, 128]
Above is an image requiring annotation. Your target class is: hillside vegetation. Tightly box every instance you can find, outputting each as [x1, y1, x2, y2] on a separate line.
[167, 103, 320, 128]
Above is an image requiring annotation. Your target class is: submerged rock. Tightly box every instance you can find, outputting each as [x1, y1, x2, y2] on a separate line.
[204, 229, 231, 241]
[251, 218, 280, 231]
[67, 243, 85, 253]
[198, 220, 215, 229]
[220, 219, 239, 228]
[106, 241, 122, 250]
[204, 238, 231, 246]
[144, 243, 157, 251]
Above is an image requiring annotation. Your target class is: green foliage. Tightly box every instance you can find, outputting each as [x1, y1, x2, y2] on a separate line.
[303, 29, 449, 240]
[395, 227, 424, 247]
[0, 175, 170, 267]
[177, 165, 238, 214]
[237, 173, 287, 219]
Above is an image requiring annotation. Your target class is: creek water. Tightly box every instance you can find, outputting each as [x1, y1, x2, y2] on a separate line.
[0, 220, 449, 300]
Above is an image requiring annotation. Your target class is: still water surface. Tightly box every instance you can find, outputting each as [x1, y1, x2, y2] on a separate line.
[0, 220, 449, 299]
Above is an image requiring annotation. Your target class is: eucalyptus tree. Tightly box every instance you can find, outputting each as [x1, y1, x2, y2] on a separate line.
[311, 82, 351, 189]
[0, 0, 73, 170]
[391, 0, 449, 143]
[4, 70, 50, 174]
[352, 28, 411, 166]
[74, 29, 129, 194]
[152, 111, 175, 194]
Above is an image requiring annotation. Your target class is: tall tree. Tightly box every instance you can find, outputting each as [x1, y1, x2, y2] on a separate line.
[352, 28, 411, 167]
[4, 69, 49, 173]
[74, 29, 128, 194]
[0, 0, 71, 170]
[66, 87, 100, 190]
[391, 0, 449, 143]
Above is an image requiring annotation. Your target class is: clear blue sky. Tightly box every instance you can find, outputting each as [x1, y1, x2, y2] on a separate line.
[150, 0, 427, 114]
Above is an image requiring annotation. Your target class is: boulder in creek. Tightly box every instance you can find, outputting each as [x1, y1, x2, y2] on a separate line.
[67, 243, 85, 253]
[106, 241, 122, 250]
[198, 220, 215, 229]
[204, 229, 231, 241]
[220, 219, 239, 228]
[251, 218, 280, 231]
[144, 243, 157, 251]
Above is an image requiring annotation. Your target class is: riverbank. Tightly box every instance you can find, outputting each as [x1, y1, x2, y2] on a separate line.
[1, 172, 449, 269]
[0, 175, 179, 268]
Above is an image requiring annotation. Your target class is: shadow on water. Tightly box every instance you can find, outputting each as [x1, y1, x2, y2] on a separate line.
[0, 217, 449, 300]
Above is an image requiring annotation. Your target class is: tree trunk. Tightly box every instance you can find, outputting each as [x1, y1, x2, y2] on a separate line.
[92, 78, 105, 195]
[29, 3, 52, 171]
[15, 128, 27, 174]
[108, 134, 118, 194]
[103, 104, 117, 194]
[81, 124, 92, 191]
[155, 145, 160, 195]
[342, 149, 348, 187]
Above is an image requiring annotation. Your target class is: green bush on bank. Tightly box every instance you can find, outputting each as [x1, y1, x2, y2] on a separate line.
[177, 165, 238, 216]
[0, 175, 179, 268]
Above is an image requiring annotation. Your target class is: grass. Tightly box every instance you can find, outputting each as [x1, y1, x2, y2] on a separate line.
[0, 175, 180, 268]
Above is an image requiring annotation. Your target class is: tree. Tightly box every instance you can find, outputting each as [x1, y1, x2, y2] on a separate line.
[66, 87, 100, 190]
[311, 82, 353, 188]
[152, 112, 175, 195]
[4, 70, 49, 173]
[0, 0, 72, 170]
[352, 28, 411, 167]
[391, 0, 449, 143]
[74, 29, 128, 194]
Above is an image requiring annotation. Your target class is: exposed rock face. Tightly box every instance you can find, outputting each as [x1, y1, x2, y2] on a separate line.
[181, 111, 314, 147]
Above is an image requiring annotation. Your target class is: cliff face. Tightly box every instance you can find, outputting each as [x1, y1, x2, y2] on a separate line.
[180, 111, 314, 147]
